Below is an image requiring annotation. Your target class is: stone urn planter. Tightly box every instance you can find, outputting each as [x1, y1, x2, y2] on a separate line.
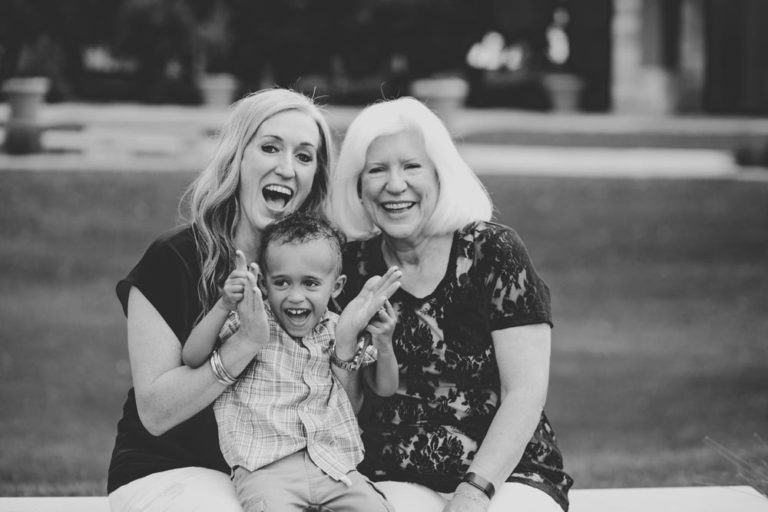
[2, 76, 50, 154]
[409, 76, 469, 132]
[542, 72, 584, 112]
[198, 73, 238, 107]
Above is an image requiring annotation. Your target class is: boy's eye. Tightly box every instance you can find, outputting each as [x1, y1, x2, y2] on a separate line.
[272, 278, 288, 287]
[304, 280, 320, 288]
[366, 166, 385, 174]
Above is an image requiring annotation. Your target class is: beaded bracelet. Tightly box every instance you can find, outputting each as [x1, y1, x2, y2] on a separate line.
[209, 346, 237, 386]
[331, 331, 372, 372]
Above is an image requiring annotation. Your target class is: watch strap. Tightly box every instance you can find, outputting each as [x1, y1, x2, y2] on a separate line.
[462, 471, 495, 500]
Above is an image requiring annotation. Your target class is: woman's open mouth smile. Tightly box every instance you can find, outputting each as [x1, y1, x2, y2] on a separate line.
[262, 184, 294, 210]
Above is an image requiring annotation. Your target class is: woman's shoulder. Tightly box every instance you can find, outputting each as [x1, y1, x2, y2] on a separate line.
[146, 225, 199, 262]
[457, 220, 522, 247]
[152, 224, 196, 250]
[129, 225, 200, 285]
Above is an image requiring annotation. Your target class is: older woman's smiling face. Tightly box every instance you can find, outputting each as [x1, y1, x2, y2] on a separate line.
[238, 109, 320, 233]
[360, 130, 439, 243]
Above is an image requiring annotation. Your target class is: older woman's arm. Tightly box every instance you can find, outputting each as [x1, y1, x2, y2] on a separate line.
[127, 286, 263, 435]
[444, 323, 551, 511]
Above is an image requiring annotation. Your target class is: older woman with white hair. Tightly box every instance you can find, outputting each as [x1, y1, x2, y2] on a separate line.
[329, 97, 572, 512]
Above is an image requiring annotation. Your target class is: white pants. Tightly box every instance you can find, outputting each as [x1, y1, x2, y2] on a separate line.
[108, 467, 563, 512]
[109, 467, 242, 512]
[376, 481, 564, 512]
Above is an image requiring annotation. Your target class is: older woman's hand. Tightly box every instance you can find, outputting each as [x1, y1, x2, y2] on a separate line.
[442, 483, 491, 512]
[335, 266, 401, 358]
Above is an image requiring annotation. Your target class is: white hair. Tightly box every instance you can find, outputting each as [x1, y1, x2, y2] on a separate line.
[328, 97, 492, 240]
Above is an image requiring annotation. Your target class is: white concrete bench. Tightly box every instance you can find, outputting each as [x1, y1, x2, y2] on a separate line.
[0, 486, 765, 512]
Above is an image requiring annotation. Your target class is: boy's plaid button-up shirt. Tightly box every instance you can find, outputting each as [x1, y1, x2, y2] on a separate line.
[213, 308, 367, 484]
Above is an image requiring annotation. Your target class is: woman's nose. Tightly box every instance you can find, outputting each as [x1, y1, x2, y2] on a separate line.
[274, 154, 296, 178]
[385, 168, 407, 193]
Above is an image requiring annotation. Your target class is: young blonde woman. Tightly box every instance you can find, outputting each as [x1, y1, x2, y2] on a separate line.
[108, 89, 335, 512]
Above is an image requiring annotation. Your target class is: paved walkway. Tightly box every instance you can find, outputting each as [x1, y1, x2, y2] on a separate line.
[1, 102, 767, 180]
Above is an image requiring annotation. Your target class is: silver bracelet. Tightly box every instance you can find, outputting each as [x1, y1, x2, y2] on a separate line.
[209, 346, 237, 386]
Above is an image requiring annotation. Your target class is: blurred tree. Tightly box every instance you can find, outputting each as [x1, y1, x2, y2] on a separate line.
[113, 0, 200, 103]
[227, 0, 346, 92]
[0, 0, 123, 99]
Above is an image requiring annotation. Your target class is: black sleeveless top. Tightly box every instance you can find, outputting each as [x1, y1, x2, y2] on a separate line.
[107, 226, 228, 493]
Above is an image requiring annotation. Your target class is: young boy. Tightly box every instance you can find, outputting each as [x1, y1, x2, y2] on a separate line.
[182, 212, 400, 512]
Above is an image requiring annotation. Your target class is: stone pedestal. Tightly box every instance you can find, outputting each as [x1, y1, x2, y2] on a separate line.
[409, 76, 468, 133]
[542, 73, 585, 112]
[2, 77, 50, 154]
[198, 73, 238, 107]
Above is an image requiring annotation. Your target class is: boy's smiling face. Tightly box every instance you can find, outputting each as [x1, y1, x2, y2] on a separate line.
[262, 238, 345, 339]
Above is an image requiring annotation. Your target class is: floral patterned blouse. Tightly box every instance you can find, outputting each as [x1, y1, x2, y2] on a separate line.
[338, 221, 572, 511]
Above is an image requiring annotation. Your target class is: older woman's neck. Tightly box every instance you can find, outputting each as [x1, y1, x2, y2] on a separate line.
[381, 233, 452, 267]
[382, 234, 453, 298]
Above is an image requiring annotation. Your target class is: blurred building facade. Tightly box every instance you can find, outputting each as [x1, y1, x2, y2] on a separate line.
[612, 0, 768, 115]
[1, 0, 767, 115]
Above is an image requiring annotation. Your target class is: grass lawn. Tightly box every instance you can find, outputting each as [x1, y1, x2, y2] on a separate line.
[1, 169, 766, 496]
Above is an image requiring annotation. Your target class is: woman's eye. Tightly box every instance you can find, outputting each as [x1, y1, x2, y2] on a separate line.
[261, 144, 278, 153]
[297, 153, 314, 164]
[367, 166, 385, 174]
[404, 162, 421, 170]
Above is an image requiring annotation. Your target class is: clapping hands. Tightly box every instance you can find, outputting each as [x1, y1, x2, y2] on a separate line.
[335, 266, 402, 358]
[230, 250, 270, 350]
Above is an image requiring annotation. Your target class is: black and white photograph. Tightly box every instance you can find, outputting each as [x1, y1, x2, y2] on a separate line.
[1, 1, 767, 511]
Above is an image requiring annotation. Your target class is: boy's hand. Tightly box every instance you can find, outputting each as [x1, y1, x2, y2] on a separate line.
[367, 300, 397, 355]
[220, 250, 249, 311]
[232, 262, 270, 350]
[336, 266, 401, 358]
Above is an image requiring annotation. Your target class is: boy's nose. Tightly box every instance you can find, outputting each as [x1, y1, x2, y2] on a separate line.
[287, 288, 304, 302]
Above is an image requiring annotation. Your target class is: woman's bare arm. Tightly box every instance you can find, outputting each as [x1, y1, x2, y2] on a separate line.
[127, 286, 263, 435]
[443, 323, 551, 511]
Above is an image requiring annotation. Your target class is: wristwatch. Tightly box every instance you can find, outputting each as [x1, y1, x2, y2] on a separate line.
[461, 472, 495, 500]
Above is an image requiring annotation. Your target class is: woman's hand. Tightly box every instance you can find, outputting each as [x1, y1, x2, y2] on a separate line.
[442, 483, 490, 512]
[367, 299, 397, 354]
[335, 266, 401, 358]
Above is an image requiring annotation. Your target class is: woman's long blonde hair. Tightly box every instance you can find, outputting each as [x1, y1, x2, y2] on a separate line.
[182, 89, 334, 314]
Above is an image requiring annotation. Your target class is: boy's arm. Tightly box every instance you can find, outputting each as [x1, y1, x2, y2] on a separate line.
[182, 298, 231, 368]
[331, 331, 366, 412]
[363, 336, 398, 397]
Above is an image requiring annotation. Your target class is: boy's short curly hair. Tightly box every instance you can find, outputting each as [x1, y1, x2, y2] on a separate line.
[258, 212, 347, 275]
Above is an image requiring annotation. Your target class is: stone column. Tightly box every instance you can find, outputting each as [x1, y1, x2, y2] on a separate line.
[677, 0, 705, 111]
[611, 0, 644, 112]
[611, 0, 678, 114]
